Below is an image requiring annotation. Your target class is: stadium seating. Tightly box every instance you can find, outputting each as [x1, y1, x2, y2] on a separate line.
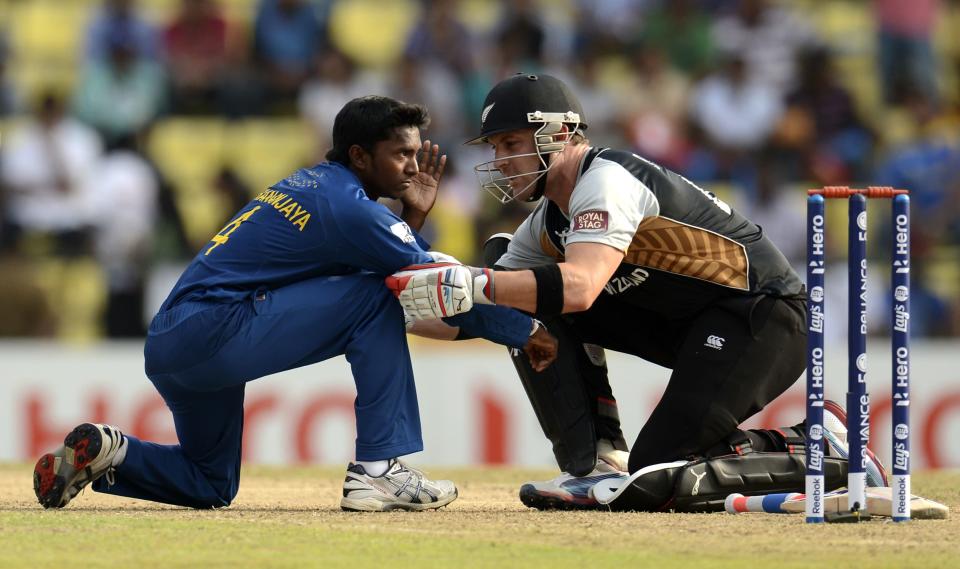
[3, 0, 958, 340]
[147, 118, 229, 245]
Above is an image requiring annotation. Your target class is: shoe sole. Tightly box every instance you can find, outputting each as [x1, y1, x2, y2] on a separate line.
[340, 488, 458, 512]
[518, 483, 602, 511]
[33, 423, 105, 509]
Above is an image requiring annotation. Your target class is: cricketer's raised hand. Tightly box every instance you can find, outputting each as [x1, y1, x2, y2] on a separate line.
[400, 140, 447, 231]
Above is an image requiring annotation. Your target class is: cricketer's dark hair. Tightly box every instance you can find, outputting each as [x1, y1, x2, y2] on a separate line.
[325, 96, 430, 165]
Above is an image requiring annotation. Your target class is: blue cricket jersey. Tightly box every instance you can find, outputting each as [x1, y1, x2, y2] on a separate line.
[159, 161, 532, 347]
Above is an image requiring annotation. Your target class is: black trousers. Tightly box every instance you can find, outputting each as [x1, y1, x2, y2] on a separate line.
[570, 294, 807, 473]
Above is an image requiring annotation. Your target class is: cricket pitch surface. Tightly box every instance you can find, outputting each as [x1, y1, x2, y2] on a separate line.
[1, 464, 957, 569]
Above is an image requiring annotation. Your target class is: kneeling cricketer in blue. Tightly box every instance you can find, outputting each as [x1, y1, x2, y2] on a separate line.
[94, 162, 532, 507]
[91, 160, 534, 508]
[33, 96, 554, 513]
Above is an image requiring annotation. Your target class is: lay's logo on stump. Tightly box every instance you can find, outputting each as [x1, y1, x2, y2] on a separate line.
[572, 210, 609, 232]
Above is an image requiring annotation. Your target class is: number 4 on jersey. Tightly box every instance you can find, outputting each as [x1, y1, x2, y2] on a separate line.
[205, 206, 261, 255]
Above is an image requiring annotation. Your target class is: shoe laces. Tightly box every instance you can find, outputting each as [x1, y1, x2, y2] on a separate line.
[389, 458, 414, 474]
[397, 460, 441, 493]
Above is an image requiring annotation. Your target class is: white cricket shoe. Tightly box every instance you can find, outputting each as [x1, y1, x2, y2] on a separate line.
[822, 400, 888, 487]
[519, 450, 626, 511]
[34, 423, 127, 508]
[340, 459, 458, 512]
[597, 438, 630, 472]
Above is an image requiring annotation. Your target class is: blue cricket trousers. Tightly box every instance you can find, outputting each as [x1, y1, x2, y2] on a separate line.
[92, 273, 422, 508]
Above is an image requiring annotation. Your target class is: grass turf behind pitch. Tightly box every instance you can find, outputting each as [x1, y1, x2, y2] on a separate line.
[1, 464, 958, 569]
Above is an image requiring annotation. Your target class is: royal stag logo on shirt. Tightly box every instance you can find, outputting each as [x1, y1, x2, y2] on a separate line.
[572, 210, 609, 232]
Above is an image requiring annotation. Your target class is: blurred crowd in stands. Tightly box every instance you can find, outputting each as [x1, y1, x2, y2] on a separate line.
[0, 0, 958, 341]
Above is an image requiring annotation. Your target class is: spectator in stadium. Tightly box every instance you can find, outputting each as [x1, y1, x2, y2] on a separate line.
[388, 54, 462, 141]
[873, 0, 941, 105]
[0, 146, 46, 338]
[84, 0, 160, 63]
[33, 95, 557, 513]
[89, 135, 159, 337]
[253, 0, 326, 110]
[212, 166, 254, 226]
[214, 21, 268, 118]
[162, 0, 230, 114]
[0, 236, 56, 337]
[570, 0, 652, 55]
[773, 48, 874, 185]
[641, 0, 714, 76]
[731, 158, 806, 268]
[148, 161, 193, 260]
[551, 49, 619, 144]
[403, 0, 490, 134]
[688, 54, 783, 195]
[711, 0, 820, 94]
[0, 91, 102, 257]
[615, 41, 692, 169]
[298, 47, 384, 154]
[73, 27, 167, 145]
[875, 90, 960, 246]
[403, 0, 474, 80]
[494, 0, 548, 72]
[0, 31, 20, 116]
[690, 55, 783, 153]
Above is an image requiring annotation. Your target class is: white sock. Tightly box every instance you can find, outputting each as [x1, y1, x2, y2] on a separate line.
[356, 459, 389, 476]
[111, 436, 128, 467]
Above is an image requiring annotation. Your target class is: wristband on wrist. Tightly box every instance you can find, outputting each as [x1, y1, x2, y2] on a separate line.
[530, 264, 564, 316]
[529, 318, 544, 337]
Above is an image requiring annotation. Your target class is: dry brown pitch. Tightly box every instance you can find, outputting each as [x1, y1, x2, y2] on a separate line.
[1, 464, 958, 569]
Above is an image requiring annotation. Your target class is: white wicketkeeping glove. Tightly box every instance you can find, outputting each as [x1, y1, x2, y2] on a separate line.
[385, 262, 495, 320]
[427, 251, 461, 264]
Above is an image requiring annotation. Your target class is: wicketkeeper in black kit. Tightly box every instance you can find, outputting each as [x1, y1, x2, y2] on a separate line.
[388, 73, 889, 511]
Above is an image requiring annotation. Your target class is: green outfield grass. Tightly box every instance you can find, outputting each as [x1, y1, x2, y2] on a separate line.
[1, 464, 957, 569]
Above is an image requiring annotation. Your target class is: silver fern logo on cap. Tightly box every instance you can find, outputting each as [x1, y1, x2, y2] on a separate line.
[481, 103, 495, 126]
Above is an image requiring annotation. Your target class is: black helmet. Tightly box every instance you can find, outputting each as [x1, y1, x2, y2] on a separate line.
[465, 73, 587, 145]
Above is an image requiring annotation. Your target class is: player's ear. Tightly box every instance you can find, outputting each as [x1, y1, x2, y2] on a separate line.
[347, 144, 371, 171]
